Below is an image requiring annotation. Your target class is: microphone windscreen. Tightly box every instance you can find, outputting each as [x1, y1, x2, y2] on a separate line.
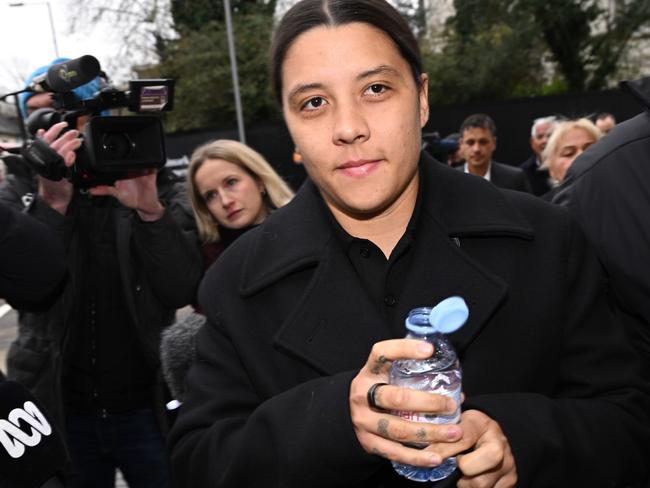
[45, 55, 101, 93]
[0, 380, 68, 487]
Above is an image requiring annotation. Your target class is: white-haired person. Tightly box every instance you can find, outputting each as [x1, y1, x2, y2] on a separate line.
[518, 115, 558, 196]
[541, 118, 601, 198]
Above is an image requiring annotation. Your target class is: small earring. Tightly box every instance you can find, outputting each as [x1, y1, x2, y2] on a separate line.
[293, 147, 303, 164]
[261, 188, 267, 196]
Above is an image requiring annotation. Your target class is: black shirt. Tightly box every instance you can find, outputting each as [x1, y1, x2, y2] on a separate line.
[325, 176, 423, 338]
[0, 202, 65, 308]
[63, 194, 154, 415]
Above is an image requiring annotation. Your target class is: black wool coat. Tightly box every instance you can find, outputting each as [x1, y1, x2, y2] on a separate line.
[519, 154, 551, 197]
[170, 156, 649, 488]
[0, 202, 65, 308]
[552, 94, 650, 382]
[489, 161, 532, 193]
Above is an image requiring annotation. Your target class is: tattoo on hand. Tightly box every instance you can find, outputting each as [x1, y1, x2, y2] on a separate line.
[371, 355, 389, 374]
[378, 418, 389, 437]
[416, 428, 426, 441]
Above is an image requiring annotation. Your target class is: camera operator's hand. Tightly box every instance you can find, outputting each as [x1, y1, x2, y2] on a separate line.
[89, 170, 165, 222]
[36, 122, 82, 215]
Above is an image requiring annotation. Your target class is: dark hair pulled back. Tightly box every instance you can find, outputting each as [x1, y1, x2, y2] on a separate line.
[270, 0, 422, 104]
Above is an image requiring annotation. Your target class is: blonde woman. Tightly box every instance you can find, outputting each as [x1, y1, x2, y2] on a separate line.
[541, 118, 601, 190]
[188, 139, 294, 264]
[161, 140, 293, 403]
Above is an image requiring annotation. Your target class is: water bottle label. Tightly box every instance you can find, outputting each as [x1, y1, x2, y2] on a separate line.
[393, 409, 460, 425]
[391, 382, 462, 425]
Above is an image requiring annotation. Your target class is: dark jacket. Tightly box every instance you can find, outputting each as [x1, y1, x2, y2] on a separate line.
[518, 154, 551, 196]
[169, 156, 650, 487]
[552, 77, 650, 381]
[0, 202, 65, 308]
[456, 160, 532, 193]
[0, 170, 202, 429]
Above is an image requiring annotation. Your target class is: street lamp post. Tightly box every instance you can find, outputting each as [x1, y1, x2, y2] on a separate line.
[223, 0, 246, 144]
[9, 1, 60, 58]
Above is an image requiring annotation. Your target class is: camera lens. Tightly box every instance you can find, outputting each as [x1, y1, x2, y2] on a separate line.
[101, 133, 134, 159]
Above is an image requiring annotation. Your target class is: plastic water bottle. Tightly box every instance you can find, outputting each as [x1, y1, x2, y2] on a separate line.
[389, 296, 469, 483]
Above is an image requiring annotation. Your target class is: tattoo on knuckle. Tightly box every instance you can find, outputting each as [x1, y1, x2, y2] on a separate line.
[377, 418, 390, 437]
[370, 355, 389, 375]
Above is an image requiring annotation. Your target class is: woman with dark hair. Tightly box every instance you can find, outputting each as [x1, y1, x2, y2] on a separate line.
[169, 1, 650, 487]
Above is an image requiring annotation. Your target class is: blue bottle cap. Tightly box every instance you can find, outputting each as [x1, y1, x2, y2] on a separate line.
[428, 296, 469, 334]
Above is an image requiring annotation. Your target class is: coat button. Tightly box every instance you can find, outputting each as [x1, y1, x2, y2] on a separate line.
[360, 247, 370, 258]
[383, 294, 397, 306]
[135, 285, 142, 292]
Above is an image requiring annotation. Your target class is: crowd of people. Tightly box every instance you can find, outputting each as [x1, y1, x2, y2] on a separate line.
[433, 112, 610, 199]
[1, 0, 649, 487]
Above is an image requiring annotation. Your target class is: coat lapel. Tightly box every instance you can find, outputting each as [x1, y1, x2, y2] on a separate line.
[240, 183, 391, 375]
[419, 158, 532, 354]
[271, 208, 509, 374]
[400, 211, 509, 357]
[273, 238, 392, 375]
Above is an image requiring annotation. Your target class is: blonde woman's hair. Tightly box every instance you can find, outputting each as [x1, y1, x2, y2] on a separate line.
[541, 118, 601, 171]
[188, 139, 294, 243]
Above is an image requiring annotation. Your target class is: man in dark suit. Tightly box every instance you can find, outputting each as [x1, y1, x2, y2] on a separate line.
[519, 116, 557, 196]
[458, 113, 532, 193]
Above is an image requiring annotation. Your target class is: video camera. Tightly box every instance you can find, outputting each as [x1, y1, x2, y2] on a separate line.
[20, 55, 175, 189]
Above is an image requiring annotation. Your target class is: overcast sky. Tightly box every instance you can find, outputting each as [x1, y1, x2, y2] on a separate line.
[0, 0, 149, 94]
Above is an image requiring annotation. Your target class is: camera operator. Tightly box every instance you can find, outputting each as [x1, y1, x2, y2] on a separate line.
[0, 59, 202, 488]
[0, 123, 78, 488]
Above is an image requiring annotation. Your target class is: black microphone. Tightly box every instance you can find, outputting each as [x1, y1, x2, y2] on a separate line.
[28, 55, 101, 94]
[0, 379, 68, 488]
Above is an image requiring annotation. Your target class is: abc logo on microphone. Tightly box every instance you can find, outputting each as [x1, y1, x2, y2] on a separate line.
[0, 380, 69, 487]
[0, 400, 52, 459]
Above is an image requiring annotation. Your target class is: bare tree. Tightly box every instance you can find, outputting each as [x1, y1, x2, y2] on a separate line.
[0, 58, 35, 93]
[64, 0, 175, 83]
